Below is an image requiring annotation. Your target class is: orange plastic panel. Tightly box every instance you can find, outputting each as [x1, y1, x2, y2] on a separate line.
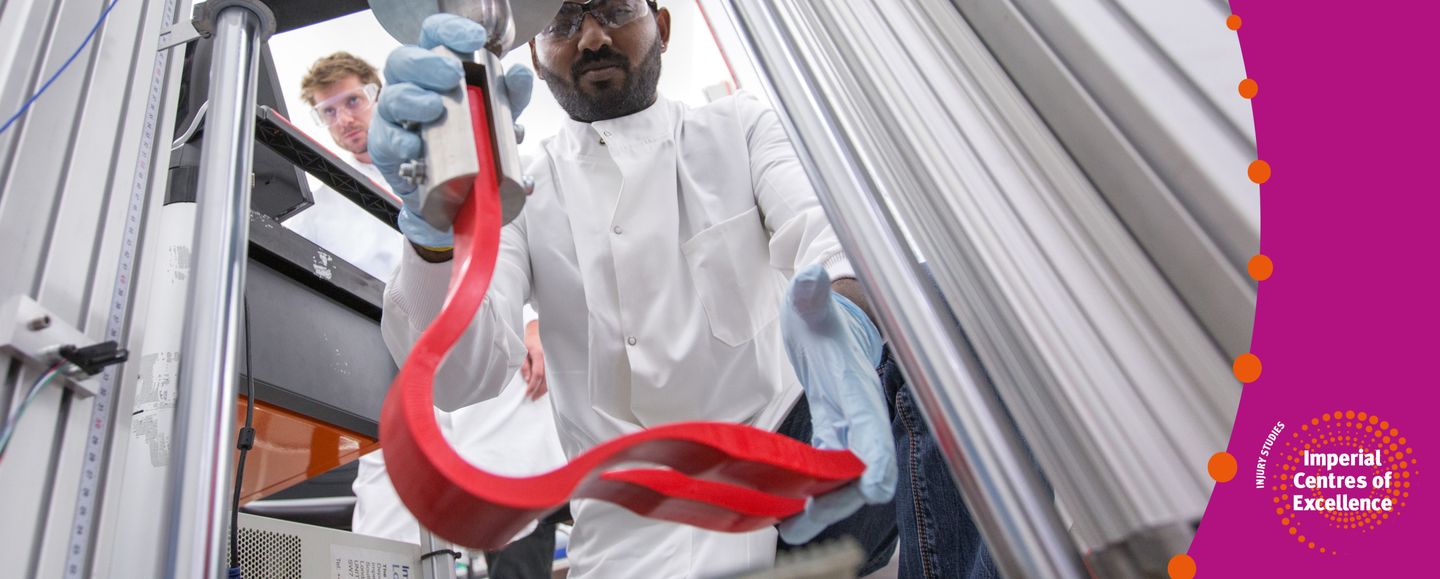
[234, 396, 379, 504]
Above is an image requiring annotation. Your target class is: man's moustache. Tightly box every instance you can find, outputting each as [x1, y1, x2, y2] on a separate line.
[572, 54, 630, 78]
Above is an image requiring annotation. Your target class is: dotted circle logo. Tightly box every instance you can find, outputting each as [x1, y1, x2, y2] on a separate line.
[1268, 412, 1417, 554]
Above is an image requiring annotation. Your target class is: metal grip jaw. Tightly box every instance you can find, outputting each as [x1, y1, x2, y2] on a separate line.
[409, 49, 529, 229]
[369, 0, 562, 228]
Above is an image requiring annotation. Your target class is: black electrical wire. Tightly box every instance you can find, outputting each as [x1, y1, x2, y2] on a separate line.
[229, 298, 257, 573]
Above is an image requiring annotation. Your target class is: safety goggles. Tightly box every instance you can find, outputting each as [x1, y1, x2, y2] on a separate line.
[310, 83, 379, 127]
[539, 0, 656, 40]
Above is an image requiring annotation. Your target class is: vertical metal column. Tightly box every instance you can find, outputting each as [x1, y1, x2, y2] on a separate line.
[420, 530, 459, 579]
[162, 1, 275, 577]
[718, 2, 1085, 578]
[715, 0, 1246, 576]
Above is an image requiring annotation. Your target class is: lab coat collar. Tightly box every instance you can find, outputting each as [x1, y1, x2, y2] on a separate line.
[557, 96, 676, 155]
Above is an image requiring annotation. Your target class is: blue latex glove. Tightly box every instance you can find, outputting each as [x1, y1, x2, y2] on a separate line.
[777, 265, 897, 544]
[368, 13, 534, 249]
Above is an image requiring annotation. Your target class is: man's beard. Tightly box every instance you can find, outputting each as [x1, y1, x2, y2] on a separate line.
[540, 36, 663, 123]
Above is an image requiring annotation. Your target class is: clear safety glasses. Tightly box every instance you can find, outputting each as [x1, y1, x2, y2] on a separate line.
[310, 83, 379, 127]
[539, 0, 655, 40]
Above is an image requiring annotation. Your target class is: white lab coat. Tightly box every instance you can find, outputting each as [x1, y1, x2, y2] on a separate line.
[283, 158, 404, 280]
[351, 349, 567, 543]
[382, 93, 853, 578]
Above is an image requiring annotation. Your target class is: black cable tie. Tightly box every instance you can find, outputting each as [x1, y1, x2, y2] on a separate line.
[419, 548, 463, 562]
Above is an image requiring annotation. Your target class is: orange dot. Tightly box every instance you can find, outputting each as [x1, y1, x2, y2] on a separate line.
[1227, 14, 1243, 30]
[1289, 527, 1297, 535]
[1168, 554, 1197, 579]
[1249, 160, 1272, 184]
[1209, 452, 1238, 482]
[1248, 254, 1274, 281]
[1239, 78, 1259, 99]
[1234, 353, 1263, 383]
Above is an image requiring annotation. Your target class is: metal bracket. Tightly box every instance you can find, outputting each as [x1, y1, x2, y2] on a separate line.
[192, 0, 278, 43]
[157, 17, 203, 51]
[0, 295, 101, 397]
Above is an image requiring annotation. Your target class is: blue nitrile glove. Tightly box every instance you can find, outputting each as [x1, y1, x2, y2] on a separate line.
[368, 13, 534, 249]
[777, 265, 897, 544]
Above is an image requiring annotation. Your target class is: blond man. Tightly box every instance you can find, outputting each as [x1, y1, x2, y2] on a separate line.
[285, 52, 403, 279]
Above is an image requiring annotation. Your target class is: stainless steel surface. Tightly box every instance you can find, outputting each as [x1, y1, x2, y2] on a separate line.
[1086, 522, 1196, 579]
[442, 0, 515, 50]
[952, 0, 1258, 357]
[414, 49, 528, 230]
[163, 2, 269, 576]
[717, 0, 1248, 574]
[420, 529, 459, 579]
[482, 50, 529, 222]
[414, 45, 482, 230]
[718, 1, 1086, 577]
[370, 0, 566, 52]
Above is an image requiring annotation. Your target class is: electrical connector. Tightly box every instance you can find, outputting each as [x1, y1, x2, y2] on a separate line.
[57, 341, 129, 377]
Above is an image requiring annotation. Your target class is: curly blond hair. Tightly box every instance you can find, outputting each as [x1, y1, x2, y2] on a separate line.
[300, 52, 381, 105]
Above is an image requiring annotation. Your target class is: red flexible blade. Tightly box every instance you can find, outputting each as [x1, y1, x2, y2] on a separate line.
[379, 85, 863, 550]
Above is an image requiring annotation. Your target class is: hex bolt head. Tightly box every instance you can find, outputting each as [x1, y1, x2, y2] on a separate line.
[399, 160, 427, 187]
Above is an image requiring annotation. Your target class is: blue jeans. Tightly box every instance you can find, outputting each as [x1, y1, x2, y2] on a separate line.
[777, 351, 998, 578]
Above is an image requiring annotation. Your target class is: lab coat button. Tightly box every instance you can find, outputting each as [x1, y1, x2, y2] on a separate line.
[627, 336, 637, 346]
[612, 225, 623, 235]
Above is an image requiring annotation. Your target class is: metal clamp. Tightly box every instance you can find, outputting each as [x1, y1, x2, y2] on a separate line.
[192, 0, 277, 43]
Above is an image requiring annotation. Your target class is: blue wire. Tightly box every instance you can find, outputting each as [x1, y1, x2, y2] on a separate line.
[0, 0, 123, 138]
[0, 364, 64, 462]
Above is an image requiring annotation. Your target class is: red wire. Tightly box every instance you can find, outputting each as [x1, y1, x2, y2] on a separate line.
[694, 0, 741, 92]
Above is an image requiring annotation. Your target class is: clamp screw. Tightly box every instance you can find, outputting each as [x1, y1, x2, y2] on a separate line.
[28, 315, 51, 332]
[399, 160, 427, 187]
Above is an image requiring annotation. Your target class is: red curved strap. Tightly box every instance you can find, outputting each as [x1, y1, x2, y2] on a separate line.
[380, 86, 863, 550]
